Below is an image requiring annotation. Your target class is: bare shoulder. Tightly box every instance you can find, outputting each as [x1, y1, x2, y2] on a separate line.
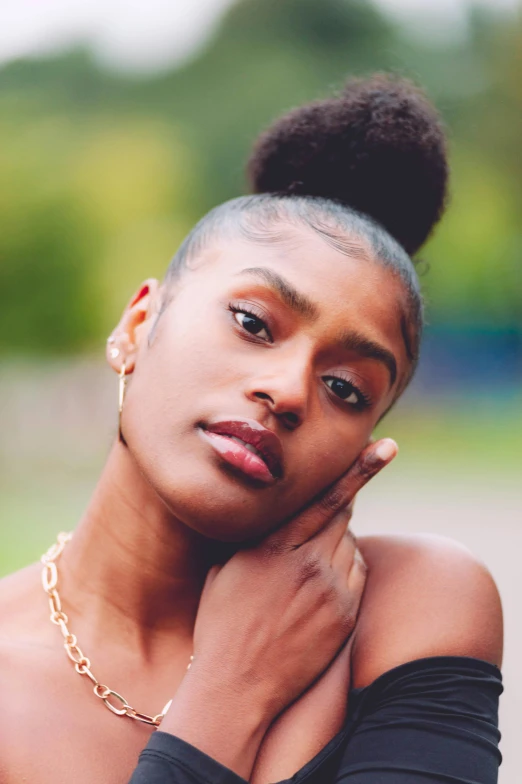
[352, 533, 503, 689]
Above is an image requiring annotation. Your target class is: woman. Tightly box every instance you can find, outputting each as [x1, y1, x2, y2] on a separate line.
[0, 76, 503, 783]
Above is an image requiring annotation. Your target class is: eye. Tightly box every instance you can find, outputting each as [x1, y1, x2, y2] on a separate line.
[324, 376, 370, 409]
[229, 305, 272, 342]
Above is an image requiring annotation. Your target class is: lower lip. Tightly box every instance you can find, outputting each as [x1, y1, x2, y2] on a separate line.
[198, 428, 276, 485]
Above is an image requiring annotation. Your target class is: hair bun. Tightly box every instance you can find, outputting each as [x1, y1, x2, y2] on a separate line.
[247, 74, 449, 256]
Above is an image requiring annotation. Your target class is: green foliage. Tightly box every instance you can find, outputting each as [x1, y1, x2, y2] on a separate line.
[0, 112, 202, 350]
[423, 148, 522, 325]
[0, 0, 520, 353]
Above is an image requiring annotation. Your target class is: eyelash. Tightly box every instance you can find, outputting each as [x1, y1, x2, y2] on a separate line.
[228, 303, 274, 341]
[227, 303, 371, 411]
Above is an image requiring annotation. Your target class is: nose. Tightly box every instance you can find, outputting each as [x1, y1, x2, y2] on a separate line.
[244, 354, 311, 430]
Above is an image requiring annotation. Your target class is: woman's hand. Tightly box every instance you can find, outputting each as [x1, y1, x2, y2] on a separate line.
[161, 437, 397, 779]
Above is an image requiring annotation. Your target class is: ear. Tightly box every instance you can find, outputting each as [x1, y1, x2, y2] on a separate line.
[106, 278, 161, 374]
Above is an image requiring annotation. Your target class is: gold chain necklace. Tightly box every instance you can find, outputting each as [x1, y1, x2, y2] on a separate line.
[41, 531, 193, 727]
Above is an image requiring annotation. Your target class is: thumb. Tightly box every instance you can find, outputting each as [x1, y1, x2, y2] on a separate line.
[266, 437, 398, 551]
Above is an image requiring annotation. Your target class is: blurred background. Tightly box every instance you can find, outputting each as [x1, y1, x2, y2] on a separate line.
[0, 0, 520, 780]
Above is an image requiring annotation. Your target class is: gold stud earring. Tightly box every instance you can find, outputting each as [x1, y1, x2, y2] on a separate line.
[118, 361, 127, 431]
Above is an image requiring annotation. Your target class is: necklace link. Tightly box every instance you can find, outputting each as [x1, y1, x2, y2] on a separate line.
[41, 532, 193, 727]
[42, 561, 58, 592]
[95, 686, 130, 716]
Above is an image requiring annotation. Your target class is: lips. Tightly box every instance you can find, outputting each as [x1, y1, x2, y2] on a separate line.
[200, 417, 284, 480]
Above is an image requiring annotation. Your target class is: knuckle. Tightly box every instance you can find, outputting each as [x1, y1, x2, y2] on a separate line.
[351, 459, 375, 485]
[355, 451, 386, 483]
[317, 486, 345, 515]
[341, 609, 357, 633]
[300, 553, 323, 579]
[297, 552, 324, 584]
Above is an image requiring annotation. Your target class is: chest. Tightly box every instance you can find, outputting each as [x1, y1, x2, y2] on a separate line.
[2, 715, 150, 784]
[0, 645, 180, 784]
[0, 639, 352, 784]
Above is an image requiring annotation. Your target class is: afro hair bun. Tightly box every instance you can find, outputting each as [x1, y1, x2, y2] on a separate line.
[247, 74, 449, 256]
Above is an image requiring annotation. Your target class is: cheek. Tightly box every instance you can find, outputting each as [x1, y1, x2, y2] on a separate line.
[129, 300, 235, 417]
[118, 298, 375, 540]
[292, 423, 369, 492]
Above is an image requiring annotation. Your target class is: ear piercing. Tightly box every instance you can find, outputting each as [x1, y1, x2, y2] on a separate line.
[107, 338, 127, 431]
[107, 336, 120, 359]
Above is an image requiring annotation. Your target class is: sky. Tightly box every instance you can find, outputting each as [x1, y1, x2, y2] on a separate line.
[0, 0, 519, 73]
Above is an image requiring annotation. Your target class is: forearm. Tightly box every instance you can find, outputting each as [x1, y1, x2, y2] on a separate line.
[159, 674, 270, 780]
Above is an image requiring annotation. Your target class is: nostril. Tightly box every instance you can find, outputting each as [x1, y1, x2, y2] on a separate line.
[252, 391, 301, 428]
[281, 412, 300, 428]
[254, 392, 273, 402]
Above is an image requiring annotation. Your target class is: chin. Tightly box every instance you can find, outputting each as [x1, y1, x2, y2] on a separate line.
[147, 460, 281, 543]
[164, 491, 273, 543]
[126, 425, 293, 543]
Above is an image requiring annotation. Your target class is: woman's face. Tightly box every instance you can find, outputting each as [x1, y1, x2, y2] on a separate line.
[118, 225, 412, 541]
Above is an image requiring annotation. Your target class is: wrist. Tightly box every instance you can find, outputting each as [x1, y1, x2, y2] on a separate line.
[159, 666, 270, 780]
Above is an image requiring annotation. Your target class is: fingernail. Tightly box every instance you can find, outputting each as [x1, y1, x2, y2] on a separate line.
[373, 439, 398, 463]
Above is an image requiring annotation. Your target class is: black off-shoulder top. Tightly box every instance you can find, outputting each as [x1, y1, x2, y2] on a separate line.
[129, 656, 503, 784]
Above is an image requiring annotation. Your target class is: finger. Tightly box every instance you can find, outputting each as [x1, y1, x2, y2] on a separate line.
[346, 548, 367, 597]
[331, 528, 357, 571]
[268, 438, 397, 550]
[330, 540, 367, 636]
[293, 438, 396, 545]
[304, 505, 352, 559]
[342, 545, 367, 614]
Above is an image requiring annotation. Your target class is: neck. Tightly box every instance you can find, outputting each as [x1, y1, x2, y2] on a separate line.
[58, 440, 231, 662]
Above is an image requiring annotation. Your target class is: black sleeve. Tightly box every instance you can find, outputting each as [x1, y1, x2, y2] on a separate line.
[128, 657, 502, 784]
[128, 732, 248, 784]
[334, 656, 503, 783]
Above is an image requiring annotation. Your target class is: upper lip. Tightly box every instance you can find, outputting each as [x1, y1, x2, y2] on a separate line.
[201, 417, 284, 479]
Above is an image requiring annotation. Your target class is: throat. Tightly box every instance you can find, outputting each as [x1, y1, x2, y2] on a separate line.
[49, 441, 220, 663]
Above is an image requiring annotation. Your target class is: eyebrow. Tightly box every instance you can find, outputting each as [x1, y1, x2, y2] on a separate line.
[335, 330, 397, 388]
[235, 267, 319, 320]
[235, 266, 397, 388]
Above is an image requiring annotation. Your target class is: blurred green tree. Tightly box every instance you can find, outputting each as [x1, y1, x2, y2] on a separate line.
[0, 0, 520, 354]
